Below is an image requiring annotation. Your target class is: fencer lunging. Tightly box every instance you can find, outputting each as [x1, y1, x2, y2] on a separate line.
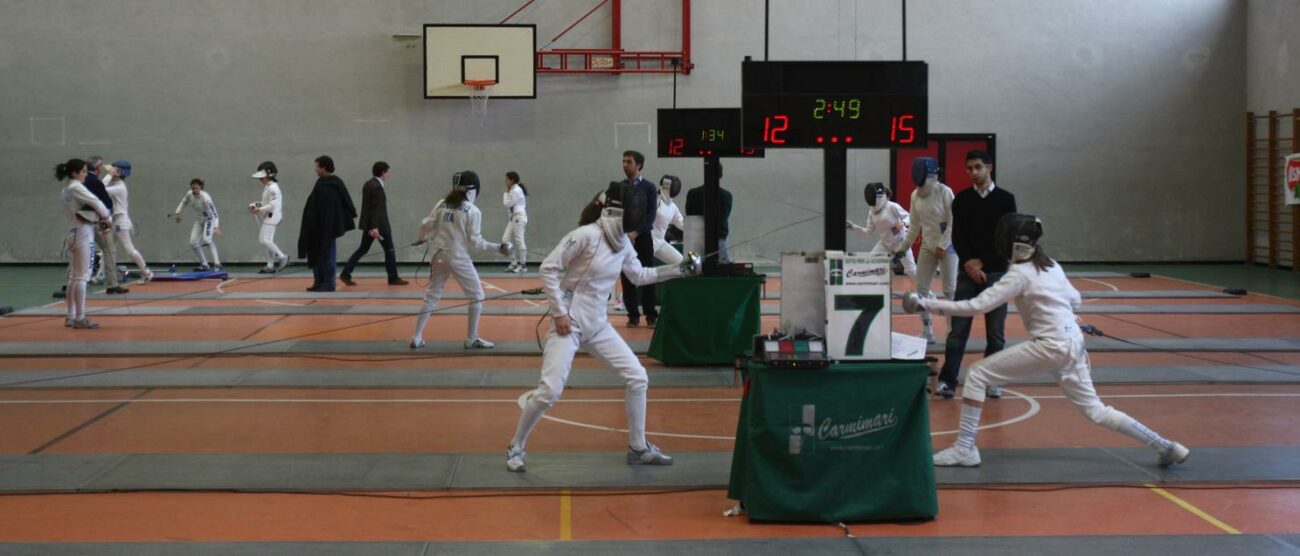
[903, 214, 1190, 468]
[505, 181, 703, 473]
[249, 161, 288, 273]
[102, 160, 153, 284]
[501, 171, 529, 272]
[896, 157, 958, 343]
[175, 178, 221, 271]
[410, 171, 511, 350]
[57, 158, 112, 329]
[848, 182, 917, 276]
[650, 175, 686, 265]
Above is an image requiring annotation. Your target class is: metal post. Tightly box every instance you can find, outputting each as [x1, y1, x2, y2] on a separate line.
[1246, 112, 1255, 265]
[612, 0, 622, 69]
[1268, 110, 1279, 268]
[824, 148, 848, 250]
[703, 156, 723, 273]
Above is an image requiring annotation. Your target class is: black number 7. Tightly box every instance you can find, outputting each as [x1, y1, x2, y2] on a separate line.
[833, 295, 885, 356]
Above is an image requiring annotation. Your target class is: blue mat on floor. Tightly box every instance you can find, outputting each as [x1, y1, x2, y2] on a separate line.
[150, 270, 229, 281]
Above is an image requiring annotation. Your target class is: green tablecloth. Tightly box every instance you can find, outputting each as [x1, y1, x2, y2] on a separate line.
[728, 361, 938, 522]
[648, 275, 763, 366]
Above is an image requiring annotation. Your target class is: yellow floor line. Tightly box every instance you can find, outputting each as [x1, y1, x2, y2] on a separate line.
[1145, 483, 1241, 535]
[560, 489, 572, 540]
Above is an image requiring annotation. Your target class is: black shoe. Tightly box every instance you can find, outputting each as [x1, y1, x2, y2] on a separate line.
[627, 316, 640, 327]
[388, 278, 409, 286]
[105, 286, 130, 295]
[306, 286, 323, 292]
[646, 315, 658, 327]
[934, 382, 956, 399]
[258, 268, 274, 274]
[340, 275, 356, 286]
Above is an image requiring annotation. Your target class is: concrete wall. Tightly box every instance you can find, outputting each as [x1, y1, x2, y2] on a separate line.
[0, 0, 1246, 263]
[1248, 0, 1300, 114]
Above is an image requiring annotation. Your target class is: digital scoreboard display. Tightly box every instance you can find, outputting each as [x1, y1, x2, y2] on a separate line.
[742, 61, 928, 149]
[657, 108, 764, 158]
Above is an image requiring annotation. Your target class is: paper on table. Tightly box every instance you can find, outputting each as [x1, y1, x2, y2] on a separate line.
[891, 332, 928, 360]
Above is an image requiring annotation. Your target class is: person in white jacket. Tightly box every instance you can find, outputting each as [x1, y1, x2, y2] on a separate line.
[504, 181, 702, 473]
[248, 161, 288, 273]
[501, 171, 529, 273]
[847, 182, 917, 276]
[57, 158, 112, 329]
[650, 175, 686, 265]
[102, 160, 153, 284]
[896, 158, 957, 342]
[903, 214, 1190, 469]
[411, 171, 511, 350]
[174, 179, 221, 271]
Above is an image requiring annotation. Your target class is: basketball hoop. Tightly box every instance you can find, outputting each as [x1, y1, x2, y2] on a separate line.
[464, 79, 496, 118]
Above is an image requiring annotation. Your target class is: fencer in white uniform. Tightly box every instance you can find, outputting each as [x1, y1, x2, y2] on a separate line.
[411, 171, 511, 350]
[896, 158, 958, 342]
[650, 175, 686, 265]
[174, 179, 221, 271]
[249, 161, 288, 273]
[847, 182, 917, 276]
[501, 171, 528, 273]
[102, 160, 153, 284]
[505, 181, 702, 473]
[57, 159, 112, 329]
[903, 214, 1190, 468]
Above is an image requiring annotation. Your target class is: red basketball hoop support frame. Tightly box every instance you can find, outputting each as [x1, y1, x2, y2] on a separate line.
[501, 0, 693, 75]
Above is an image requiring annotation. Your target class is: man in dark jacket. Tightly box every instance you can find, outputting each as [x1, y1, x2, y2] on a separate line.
[298, 155, 357, 292]
[340, 161, 407, 286]
[617, 150, 659, 327]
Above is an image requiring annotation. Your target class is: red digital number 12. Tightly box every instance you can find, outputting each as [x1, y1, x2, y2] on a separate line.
[763, 115, 789, 145]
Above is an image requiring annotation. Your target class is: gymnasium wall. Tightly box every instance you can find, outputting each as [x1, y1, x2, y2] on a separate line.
[0, 0, 1246, 263]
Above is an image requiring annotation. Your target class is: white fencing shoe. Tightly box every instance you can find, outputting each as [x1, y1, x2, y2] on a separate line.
[464, 338, 496, 349]
[409, 338, 426, 349]
[1158, 442, 1190, 467]
[627, 442, 673, 465]
[506, 444, 527, 472]
[932, 444, 981, 467]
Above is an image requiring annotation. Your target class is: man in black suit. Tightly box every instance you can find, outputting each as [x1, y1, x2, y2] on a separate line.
[341, 161, 407, 286]
[617, 150, 659, 327]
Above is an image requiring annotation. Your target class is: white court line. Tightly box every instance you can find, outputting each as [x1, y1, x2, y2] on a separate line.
[215, 278, 238, 294]
[1080, 278, 1120, 292]
[256, 299, 308, 307]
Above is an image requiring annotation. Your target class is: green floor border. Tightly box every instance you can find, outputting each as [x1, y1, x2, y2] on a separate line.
[1064, 263, 1300, 301]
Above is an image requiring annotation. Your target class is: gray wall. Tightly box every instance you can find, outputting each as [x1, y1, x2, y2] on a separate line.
[0, 0, 1246, 264]
[1248, 0, 1300, 113]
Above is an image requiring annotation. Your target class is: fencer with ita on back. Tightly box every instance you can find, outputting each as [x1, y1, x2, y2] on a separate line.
[504, 181, 702, 473]
[409, 171, 512, 350]
[902, 214, 1190, 468]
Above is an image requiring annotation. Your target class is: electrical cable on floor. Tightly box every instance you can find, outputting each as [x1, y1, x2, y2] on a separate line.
[1080, 324, 1300, 378]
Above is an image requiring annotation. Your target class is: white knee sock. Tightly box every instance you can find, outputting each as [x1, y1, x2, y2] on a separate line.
[511, 393, 547, 449]
[72, 281, 87, 319]
[413, 299, 437, 340]
[956, 403, 982, 449]
[626, 388, 647, 451]
[208, 244, 221, 267]
[466, 300, 482, 340]
[1118, 417, 1172, 451]
[193, 246, 208, 266]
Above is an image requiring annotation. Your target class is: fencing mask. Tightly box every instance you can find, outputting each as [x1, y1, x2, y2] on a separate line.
[912, 157, 938, 198]
[596, 180, 649, 250]
[251, 161, 277, 180]
[659, 175, 682, 199]
[453, 171, 481, 204]
[995, 213, 1043, 263]
[864, 182, 887, 212]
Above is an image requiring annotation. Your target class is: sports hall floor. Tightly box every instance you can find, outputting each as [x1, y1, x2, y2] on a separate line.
[0, 262, 1297, 554]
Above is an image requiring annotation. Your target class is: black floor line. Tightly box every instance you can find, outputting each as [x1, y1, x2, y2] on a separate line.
[27, 388, 154, 454]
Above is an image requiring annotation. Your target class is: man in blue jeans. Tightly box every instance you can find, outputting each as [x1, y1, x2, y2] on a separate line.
[298, 155, 356, 292]
[936, 150, 1017, 399]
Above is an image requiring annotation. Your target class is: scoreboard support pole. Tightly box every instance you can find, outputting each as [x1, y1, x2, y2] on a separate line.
[824, 147, 847, 251]
[703, 155, 723, 272]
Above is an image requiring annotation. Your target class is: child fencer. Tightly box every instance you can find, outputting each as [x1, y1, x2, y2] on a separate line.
[410, 171, 512, 350]
[847, 182, 917, 279]
[102, 160, 153, 284]
[174, 179, 221, 271]
[501, 171, 529, 273]
[504, 181, 702, 473]
[58, 158, 112, 329]
[650, 175, 686, 265]
[903, 214, 1190, 468]
[249, 161, 288, 273]
[896, 158, 957, 343]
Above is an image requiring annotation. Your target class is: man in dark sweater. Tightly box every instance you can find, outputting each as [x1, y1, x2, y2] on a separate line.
[298, 155, 357, 292]
[618, 150, 660, 327]
[340, 161, 408, 286]
[936, 150, 1016, 399]
[684, 162, 734, 263]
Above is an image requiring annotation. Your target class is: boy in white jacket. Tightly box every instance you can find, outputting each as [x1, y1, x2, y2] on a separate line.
[249, 161, 288, 273]
[848, 182, 917, 276]
[501, 171, 529, 273]
[175, 179, 221, 271]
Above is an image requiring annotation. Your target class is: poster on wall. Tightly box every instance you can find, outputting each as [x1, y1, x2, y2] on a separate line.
[1286, 153, 1300, 206]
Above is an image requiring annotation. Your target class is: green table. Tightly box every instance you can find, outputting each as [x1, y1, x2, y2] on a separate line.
[648, 275, 763, 366]
[728, 361, 938, 522]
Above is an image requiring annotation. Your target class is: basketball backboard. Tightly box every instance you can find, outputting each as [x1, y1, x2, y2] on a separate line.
[423, 24, 536, 99]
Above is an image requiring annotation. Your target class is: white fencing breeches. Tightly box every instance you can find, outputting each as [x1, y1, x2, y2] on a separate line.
[259, 221, 285, 266]
[66, 226, 92, 319]
[915, 246, 958, 326]
[653, 239, 683, 266]
[511, 320, 649, 450]
[114, 227, 148, 274]
[190, 220, 219, 266]
[412, 252, 485, 341]
[869, 240, 916, 276]
[502, 219, 527, 265]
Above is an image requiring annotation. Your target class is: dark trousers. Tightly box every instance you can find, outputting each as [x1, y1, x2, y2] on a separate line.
[311, 241, 337, 291]
[620, 233, 658, 320]
[342, 227, 398, 280]
[938, 271, 1008, 388]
